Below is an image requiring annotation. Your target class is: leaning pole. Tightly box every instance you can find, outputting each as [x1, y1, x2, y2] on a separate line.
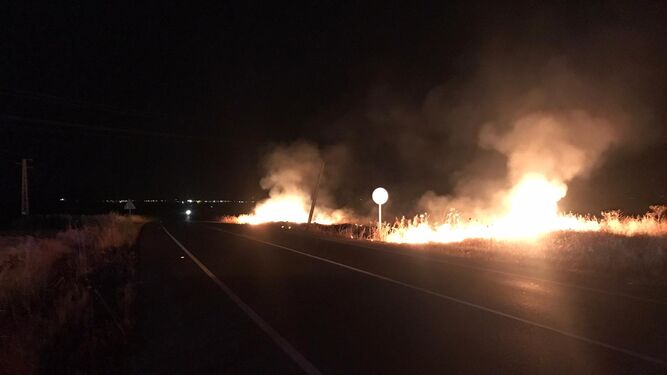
[307, 162, 325, 225]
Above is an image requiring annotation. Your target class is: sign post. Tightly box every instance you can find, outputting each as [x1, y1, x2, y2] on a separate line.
[372, 187, 388, 238]
[124, 200, 136, 215]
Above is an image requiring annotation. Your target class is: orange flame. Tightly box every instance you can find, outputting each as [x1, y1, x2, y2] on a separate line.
[224, 173, 666, 243]
[385, 174, 600, 243]
[385, 174, 665, 244]
[228, 193, 348, 225]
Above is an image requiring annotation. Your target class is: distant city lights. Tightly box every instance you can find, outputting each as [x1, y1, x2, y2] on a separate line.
[99, 199, 255, 204]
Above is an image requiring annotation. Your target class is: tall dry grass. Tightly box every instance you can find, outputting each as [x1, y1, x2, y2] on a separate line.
[0, 214, 148, 375]
[381, 207, 667, 284]
[293, 207, 667, 284]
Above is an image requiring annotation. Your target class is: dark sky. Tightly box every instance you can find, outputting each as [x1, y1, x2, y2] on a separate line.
[2, 1, 666, 217]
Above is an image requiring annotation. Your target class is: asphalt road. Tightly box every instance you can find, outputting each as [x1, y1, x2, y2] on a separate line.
[130, 221, 667, 374]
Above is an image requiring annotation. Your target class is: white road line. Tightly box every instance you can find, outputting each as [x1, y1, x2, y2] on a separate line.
[201, 222, 667, 306]
[161, 226, 323, 375]
[310, 234, 667, 306]
[211, 227, 667, 368]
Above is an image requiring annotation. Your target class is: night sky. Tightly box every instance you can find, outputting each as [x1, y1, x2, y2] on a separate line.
[2, 1, 666, 219]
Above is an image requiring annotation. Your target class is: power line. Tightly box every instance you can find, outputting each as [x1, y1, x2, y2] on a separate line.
[1, 114, 226, 142]
[0, 89, 165, 119]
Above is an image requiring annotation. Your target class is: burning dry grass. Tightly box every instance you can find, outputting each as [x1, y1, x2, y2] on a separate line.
[598, 206, 667, 236]
[378, 206, 667, 282]
[0, 214, 148, 374]
[383, 205, 667, 244]
[286, 207, 667, 284]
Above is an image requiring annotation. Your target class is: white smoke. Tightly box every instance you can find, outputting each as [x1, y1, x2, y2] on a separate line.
[479, 110, 620, 184]
[241, 141, 353, 224]
[417, 109, 623, 221]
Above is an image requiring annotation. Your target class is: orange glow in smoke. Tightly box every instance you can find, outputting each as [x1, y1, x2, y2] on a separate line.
[224, 173, 666, 243]
[386, 174, 601, 244]
[229, 194, 346, 225]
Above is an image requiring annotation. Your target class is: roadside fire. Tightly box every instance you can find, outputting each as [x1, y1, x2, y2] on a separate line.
[224, 113, 666, 244]
[383, 176, 666, 244]
[225, 193, 347, 225]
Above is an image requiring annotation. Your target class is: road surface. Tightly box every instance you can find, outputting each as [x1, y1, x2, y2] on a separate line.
[130, 222, 667, 374]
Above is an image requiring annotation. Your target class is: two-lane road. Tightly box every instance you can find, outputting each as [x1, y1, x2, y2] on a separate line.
[131, 222, 667, 374]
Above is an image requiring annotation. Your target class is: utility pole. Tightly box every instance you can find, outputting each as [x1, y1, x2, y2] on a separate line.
[19, 159, 31, 216]
[307, 162, 325, 225]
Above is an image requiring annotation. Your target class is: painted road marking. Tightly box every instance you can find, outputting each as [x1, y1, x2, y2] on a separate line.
[211, 226, 667, 368]
[162, 226, 323, 375]
[311, 233, 667, 306]
[200, 221, 666, 306]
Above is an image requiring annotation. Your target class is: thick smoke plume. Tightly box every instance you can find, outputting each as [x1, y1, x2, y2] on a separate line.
[241, 141, 353, 224]
[246, 15, 665, 224]
[479, 111, 619, 184]
[418, 109, 623, 220]
[329, 47, 662, 221]
[259, 142, 324, 203]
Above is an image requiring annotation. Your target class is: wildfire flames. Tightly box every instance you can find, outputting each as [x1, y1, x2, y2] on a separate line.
[224, 112, 666, 244]
[385, 174, 600, 244]
[224, 172, 666, 244]
[231, 193, 346, 225]
[386, 177, 587, 243]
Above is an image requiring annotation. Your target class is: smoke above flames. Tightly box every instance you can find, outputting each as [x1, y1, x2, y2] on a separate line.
[417, 109, 622, 221]
[480, 111, 619, 184]
[236, 141, 353, 224]
[242, 107, 624, 228]
[242, 70, 647, 228]
[238, 32, 663, 233]
[222, 5, 667, 244]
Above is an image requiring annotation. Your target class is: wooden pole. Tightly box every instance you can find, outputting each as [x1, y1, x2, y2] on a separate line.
[307, 162, 325, 225]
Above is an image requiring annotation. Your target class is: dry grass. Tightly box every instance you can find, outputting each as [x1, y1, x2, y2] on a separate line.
[289, 209, 667, 284]
[599, 205, 667, 236]
[0, 214, 148, 375]
[406, 232, 667, 284]
[361, 206, 667, 283]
